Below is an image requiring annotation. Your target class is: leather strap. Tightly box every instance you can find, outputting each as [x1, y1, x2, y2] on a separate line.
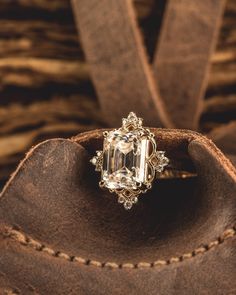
[153, 0, 226, 130]
[72, 0, 225, 129]
[71, 0, 172, 127]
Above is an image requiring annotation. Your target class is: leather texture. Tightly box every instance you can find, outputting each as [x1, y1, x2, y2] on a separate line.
[72, 0, 226, 130]
[0, 129, 235, 294]
[71, 0, 172, 128]
[153, 0, 225, 130]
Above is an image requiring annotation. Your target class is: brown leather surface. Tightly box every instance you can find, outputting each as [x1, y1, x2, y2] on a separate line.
[71, 0, 173, 128]
[208, 121, 236, 167]
[153, 0, 226, 130]
[208, 121, 236, 155]
[72, 0, 225, 130]
[0, 129, 235, 294]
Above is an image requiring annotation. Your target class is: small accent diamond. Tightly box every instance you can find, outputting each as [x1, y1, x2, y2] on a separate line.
[124, 201, 133, 210]
[90, 157, 97, 165]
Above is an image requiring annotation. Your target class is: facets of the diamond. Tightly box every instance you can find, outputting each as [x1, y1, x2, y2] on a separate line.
[118, 196, 125, 203]
[124, 201, 132, 210]
[117, 140, 134, 154]
[102, 129, 150, 190]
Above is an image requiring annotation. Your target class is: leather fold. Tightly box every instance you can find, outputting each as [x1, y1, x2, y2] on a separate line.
[0, 130, 235, 294]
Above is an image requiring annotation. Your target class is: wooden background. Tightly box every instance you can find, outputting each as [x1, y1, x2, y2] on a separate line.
[0, 0, 236, 189]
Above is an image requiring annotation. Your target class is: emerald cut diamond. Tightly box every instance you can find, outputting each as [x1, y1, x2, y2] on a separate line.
[102, 129, 150, 190]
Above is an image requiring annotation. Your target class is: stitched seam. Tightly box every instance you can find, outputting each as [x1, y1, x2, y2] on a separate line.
[2, 226, 235, 270]
[2, 289, 19, 295]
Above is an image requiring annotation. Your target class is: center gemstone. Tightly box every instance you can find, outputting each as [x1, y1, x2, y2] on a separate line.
[102, 129, 150, 189]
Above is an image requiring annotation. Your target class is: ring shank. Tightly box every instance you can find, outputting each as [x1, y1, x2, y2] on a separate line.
[157, 168, 197, 179]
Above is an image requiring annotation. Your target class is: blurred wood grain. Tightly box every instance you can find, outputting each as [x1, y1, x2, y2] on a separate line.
[0, 0, 236, 187]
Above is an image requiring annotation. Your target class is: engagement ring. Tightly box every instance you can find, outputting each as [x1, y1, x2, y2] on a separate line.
[90, 112, 169, 210]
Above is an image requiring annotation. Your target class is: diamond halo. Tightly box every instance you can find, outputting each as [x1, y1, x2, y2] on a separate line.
[90, 112, 169, 210]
